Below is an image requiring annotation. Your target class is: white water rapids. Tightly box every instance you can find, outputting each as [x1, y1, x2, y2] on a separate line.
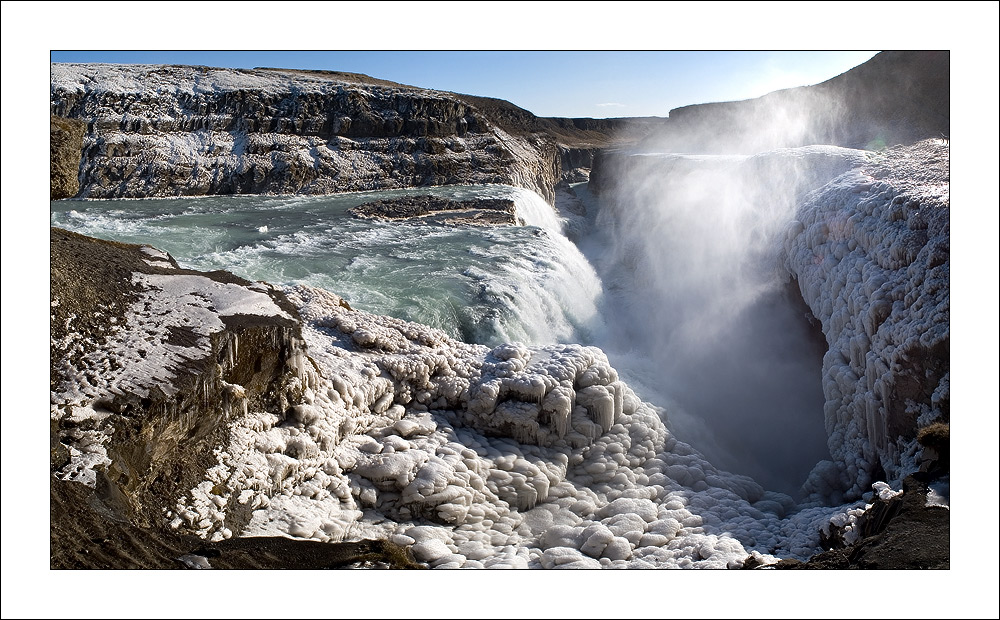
[52, 159, 842, 499]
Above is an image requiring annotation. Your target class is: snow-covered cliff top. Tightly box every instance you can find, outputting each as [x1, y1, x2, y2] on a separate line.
[50, 62, 445, 100]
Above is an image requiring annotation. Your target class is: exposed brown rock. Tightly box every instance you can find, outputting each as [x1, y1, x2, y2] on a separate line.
[50, 115, 85, 199]
[51, 228, 309, 563]
[764, 475, 949, 570]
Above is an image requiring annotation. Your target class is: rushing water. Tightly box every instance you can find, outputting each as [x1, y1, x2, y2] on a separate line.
[51, 184, 605, 348]
[52, 173, 833, 497]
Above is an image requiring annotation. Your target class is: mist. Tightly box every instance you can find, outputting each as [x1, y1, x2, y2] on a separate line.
[576, 143, 868, 497]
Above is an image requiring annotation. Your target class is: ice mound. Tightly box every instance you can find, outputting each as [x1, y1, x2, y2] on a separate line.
[168, 282, 864, 566]
[783, 140, 950, 503]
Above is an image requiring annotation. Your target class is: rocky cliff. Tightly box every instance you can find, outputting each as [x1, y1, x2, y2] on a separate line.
[50, 64, 652, 203]
[50, 227, 305, 536]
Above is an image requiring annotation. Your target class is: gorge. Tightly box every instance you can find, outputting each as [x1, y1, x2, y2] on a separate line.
[48, 52, 950, 570]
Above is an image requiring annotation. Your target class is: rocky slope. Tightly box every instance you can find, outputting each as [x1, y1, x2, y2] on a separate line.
[632, 50, 949, 154]
[50, 227, 304, 534]
[49, 64, 656, 203]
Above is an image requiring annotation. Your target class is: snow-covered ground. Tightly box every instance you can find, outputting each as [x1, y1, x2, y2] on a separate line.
[167, 283, 868, 567]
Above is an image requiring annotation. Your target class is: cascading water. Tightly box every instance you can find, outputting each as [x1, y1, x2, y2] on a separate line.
[50, 184, 605, 348]
[52, 153, 859, 499]
[576, 146, 870, 497]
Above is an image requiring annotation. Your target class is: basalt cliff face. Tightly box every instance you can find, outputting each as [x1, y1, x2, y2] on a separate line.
[50, 64, 653, 203]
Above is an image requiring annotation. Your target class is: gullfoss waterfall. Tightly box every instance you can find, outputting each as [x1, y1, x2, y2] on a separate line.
[580, 146, 872, 497]
[52, 141, 948, 567]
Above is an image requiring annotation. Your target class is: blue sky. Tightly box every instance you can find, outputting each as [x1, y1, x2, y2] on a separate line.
[49, 50, 878, 119]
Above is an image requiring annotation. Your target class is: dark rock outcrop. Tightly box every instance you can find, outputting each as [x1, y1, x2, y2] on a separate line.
[50, 475, 421, 569]
[347, 195, 519, 226]
[50, 114, 85, 199]
[186, 536, 423, 569]
[764, 475, 949, 569]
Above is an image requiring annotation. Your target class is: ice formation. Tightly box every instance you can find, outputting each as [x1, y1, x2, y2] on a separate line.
[783, 140, 950, 503]
[157, 282, 867, 565]
[50, 140, 949, 569]
[584, 141, 948, 503]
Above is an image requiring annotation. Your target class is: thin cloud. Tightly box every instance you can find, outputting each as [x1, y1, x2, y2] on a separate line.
[596, 102, 626, 107]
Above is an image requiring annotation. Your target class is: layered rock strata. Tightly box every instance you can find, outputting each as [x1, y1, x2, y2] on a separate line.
[50, 64, 561, 202]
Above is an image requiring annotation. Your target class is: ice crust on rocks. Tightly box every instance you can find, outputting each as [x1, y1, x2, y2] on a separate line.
[51, 141, 949, 567]
[50, 269, 293, 487]
[782, 140, 950, 504]
[169, 283, 868, 564]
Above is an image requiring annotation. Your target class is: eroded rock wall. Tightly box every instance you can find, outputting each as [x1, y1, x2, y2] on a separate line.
[50, 114, 85, 199]
[50, 227, 307, 536]
[783, 140, 950, 502]
[50, 64, 560, 202]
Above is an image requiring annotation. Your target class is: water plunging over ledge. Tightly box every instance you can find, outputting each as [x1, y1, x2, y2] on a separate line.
[51, 184, 605, 349]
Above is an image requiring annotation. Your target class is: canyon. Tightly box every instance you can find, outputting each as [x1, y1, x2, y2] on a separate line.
[49, 52, 950, 569]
